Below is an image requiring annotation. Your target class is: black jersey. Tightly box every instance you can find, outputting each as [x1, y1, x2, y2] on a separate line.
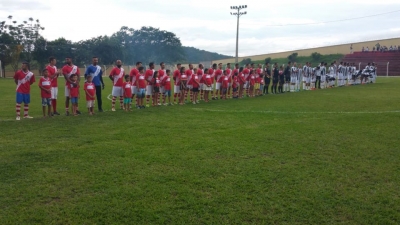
[284, 66, 291, 77]
[273, 68, 279, 78]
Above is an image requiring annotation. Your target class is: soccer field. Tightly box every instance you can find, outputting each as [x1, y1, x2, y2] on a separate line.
[0, 78, 399, 224]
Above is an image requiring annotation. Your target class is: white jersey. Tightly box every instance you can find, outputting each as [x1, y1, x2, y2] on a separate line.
[314, 66, 320, 77]
[338, 65, 343, 74]
[303, 66, 308, 77]
[297, 68, 302, 79]
[329, 66, 334, 75]
[321, 66, 326, 76]
[370, 66, 375, 74]
[291, 67, 297, 77]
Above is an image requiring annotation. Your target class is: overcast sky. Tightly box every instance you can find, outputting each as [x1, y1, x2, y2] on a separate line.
[1, 0, 400, 57]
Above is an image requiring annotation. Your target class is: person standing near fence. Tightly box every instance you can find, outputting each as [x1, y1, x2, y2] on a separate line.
[84, 57, 104, 112]
[62, 57, 81, 116]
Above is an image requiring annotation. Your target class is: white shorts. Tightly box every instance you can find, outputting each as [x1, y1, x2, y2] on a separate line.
[86, 100, 95, 108]
[338, 73, 343, 80]
[146, 85, 153, 95]
[112, 86, 123, 97]
[203, 85, 213, 91]
[290, 77, 296, 83]
[160, 87, 165, 94]
[306, 77, 310, 83]
[174, 85, 180, 94]
[64, 86, 70, 97]
[303, 76, 307, 82]
[216, 82, 221, 90]
[199, 83, 204, 90]
[51, 87, 58, 99]
[187, 85, 193, 89]
[131, 86, 137, 95]
[244, 81, 249, 89]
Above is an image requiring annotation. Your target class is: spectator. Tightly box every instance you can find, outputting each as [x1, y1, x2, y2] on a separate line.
[350, 44, 353, 54]
[389, 46, 393, 51]
[375, 42, 380, 51]
[366, 47, 369, 52]
[362, 47, 365, 52]
[372, 47, 376, 52]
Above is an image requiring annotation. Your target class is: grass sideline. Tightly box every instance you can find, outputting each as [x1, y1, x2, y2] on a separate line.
[0, 78, 399, 224]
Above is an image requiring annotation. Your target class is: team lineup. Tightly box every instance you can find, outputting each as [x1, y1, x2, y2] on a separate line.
[13, 56, 377, 120]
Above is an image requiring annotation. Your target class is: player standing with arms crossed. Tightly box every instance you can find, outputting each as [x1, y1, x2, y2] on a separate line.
[158, 62, 166, 105]
[129, 62, 141, 107]
[38, 69, 52, 118]
[213, 63, 223, 100]
[109, 60, 125, 111]
[46, 57, 61, 116]
[144, 62, 155, 107]
[226, 63, 233, 98]
[197, 64, 205, 101]
[173, 64, 181, 104]
[290, 62, 297, 92]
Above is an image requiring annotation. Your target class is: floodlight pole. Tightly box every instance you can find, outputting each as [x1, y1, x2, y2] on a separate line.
[0, 60, 3, 78]
[235, 12, 239, 63]
[230, 5, 247, 63]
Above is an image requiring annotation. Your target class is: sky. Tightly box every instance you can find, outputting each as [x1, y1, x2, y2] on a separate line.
[1, 0, 400, 57]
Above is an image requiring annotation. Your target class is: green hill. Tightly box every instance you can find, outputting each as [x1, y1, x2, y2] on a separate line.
[183, 46, 232, 63]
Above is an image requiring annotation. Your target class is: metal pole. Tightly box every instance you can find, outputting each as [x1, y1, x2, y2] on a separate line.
[235, 11, 239, 63]
[387, 62, 389, 77]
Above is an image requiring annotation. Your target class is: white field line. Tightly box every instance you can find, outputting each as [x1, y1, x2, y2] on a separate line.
[107, 94, 113, 100]
[192, 108, 400, 114]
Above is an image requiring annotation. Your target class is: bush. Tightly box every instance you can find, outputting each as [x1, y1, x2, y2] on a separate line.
[241, 58, 252, 65]
[264, 57, 271, 64]
[287, 53, 298, 62]
[311, 52, 322, 61]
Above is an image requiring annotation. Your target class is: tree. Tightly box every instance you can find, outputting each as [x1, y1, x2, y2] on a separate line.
[85, 35, 123, 65]
[0, 15, 44, 72]
[130, 26, 185, 64]
[241, 58, 252, 65]
[32, 36, 48, 72]
[311, 52, 322, 61]
[264, 57, 271, 64]
[0, 32, 17, 75]
[287, 52, 298, 62]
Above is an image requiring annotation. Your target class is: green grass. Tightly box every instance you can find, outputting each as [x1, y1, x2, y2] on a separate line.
[0, 78, 399, 224]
